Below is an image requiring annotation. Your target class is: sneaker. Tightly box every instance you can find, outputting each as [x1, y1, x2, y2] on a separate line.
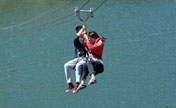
[88, 79, 96, 85]
[76, 84, 86, 93]
[73, 83, 79, 93]
[65, 84, 74, 92]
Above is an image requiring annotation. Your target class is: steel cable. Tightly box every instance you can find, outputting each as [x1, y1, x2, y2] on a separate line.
[0, 0, 71, 30]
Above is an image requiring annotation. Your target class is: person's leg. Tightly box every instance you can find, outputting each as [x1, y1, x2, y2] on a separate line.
[64, 58, 78, 83]
[81, 63, 89, 85]
[79, 63, 88, 85]
[94, 61, 104, 75]
[73, 59, 87, 93]
[64, 58, 78, 92]
[88, 60, 104, 85]
[86, 60, 97, 85]
[74, 59, 89, 93]
[75, 59, 86, 83]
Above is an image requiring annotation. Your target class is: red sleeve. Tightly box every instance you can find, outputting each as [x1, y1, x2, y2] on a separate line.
[86, 37, 103, 52]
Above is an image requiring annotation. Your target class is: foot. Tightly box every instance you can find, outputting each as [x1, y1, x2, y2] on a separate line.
[75, 84, 86, 93]
[73, 83, 79, 93]
[88, 79, 96, 85]
[65, 83, 74, 92]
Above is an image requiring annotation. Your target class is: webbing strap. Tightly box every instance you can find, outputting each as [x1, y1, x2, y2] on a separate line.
[89, 51, 102, 59]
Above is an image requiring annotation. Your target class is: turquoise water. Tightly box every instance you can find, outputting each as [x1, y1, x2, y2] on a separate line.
[0, 0, 176, 108]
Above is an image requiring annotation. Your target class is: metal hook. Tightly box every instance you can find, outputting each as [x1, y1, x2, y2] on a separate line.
[75, 8, 93, 22]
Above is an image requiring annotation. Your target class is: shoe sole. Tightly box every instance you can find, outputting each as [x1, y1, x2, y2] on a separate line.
[65, 90, 72, 92]
[76, 86, 86, 93]
[73, 90, 77, 93]
[88, 81, 96, 85]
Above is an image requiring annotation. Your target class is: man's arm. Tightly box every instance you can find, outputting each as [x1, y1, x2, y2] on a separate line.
[76, 25, 84, 37]
[76, 25, 88, 43]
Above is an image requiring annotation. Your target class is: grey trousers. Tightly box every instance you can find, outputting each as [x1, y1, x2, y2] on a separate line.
[64, 57, 87, 83]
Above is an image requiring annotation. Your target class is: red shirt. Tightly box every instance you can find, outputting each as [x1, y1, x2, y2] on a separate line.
[84, 37, 104, 59]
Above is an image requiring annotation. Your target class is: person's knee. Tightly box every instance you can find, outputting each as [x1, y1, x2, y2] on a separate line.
[75, 64, 82, 70]
[64, 62, 71, 69]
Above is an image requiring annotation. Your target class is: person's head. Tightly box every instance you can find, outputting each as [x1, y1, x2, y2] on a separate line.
[88, 31, 99, 44]
[75, 26, 82, 33]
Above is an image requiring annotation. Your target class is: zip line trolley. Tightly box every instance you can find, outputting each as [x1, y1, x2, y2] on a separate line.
[75, 0, 107, 25]
[75, 7, 93, 25]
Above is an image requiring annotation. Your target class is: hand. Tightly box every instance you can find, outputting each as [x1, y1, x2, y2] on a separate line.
[97, 40, 104, 46]
[83, 30, 87, 35]
[77, 25, 86, 37]
[82, 25, 87, 35]
[82, 25, 86, 30]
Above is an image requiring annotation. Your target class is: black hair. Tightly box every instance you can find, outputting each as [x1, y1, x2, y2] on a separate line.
[75, 26, 82, 33]
[88, 31, 99, 39]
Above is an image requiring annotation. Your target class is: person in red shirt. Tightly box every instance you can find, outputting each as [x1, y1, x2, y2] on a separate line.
[76, 25, 106, 92]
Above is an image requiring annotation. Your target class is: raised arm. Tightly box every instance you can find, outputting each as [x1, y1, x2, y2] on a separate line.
[76, 25, 86, 37]
[76, 25, 88, 44]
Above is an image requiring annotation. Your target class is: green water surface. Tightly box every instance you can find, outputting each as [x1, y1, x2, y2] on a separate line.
[0, 0, 176, 108]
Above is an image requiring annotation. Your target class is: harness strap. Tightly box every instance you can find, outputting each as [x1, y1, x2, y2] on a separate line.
[89, 51, 102, 59]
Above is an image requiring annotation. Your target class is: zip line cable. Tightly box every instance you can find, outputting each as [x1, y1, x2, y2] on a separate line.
[1, 0, 106, 35]
[78, 0, 90, 11]
[0, 0, 71, 30]
[12, 12, 75, 36]
[2, 0, 90, 36]
[92, 0, 108, 13]
[31, 0, 89, 30]
[1, 0, 108, 37]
